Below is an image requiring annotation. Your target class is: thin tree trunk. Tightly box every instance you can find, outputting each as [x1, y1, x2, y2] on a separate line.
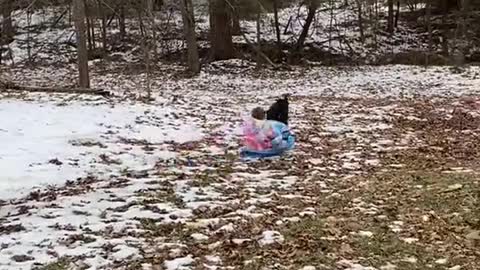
[256, 3, 262, 69]
[296, 0, 317, 51]
[425, 0, 432, 66]
[180, 0, 200, 74]
[387, 0, 394, 33]
[27, 11, 32, 63]
[98, 0, 107, 53]
[85, 1, 93, 52]
[231, 0, 241, 35]
[73, 0, 90, 88]
[90, 17, 96, 49]
[144, 0, 158, 59]
[355, 0, 364, 43]
[441, 0, 449, 56]
[272, 0, 281, 47]
[328, 0, 334, 53]
[461, 0, 469, 38]
[138, 3, 151, 99]
[374, 0, 379, 47]
[119, 5, 126, 39]
[209, 0, 234, 60]
[394, 1, 400, 28]
[1, 0, 14, 43]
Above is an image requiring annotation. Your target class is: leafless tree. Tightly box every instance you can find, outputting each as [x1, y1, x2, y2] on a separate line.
[296, 0, 318, 51]
[209, 0, 234, 60]
[180, 0, 200, 74]
[73, 0, 90, 88]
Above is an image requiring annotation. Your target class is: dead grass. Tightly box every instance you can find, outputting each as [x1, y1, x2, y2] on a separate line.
[275, 171, 480, 269]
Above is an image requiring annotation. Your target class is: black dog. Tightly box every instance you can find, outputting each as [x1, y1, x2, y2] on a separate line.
[266, 94, 289, 125]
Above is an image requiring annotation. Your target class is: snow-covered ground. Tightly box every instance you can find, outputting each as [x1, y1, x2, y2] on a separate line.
[0, 63, 480, 269]
[0, 99, 202, 200]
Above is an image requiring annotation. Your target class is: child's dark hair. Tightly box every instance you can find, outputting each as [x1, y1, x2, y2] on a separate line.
[251, 107, 266, 120]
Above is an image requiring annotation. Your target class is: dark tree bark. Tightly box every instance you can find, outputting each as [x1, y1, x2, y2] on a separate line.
[394, 1, 400, 28]
[1, 0, 15, 43]
[180, 0, 200, 74]
[73, 0, 90, 88]
[231, 0, 241, 35]
[425, 0, 432, 66]
[355, 0, 364, 43]
[441, 0, 449, 56]
[209, 0, 234, 60]
[295, 0, 318, 51]
[387, 0, 394, 33]
[119, 4, 126, 39]
[84, 1, 93, 51]
[256, 2, 262, 69]
[98, 0, 107, 52]
[272, 0, 282, 47]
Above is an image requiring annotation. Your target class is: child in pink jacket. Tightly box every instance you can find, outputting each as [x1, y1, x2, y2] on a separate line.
[242, 107, 276, 151]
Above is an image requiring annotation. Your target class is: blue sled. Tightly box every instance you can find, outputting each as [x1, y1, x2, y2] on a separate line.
[240, 134, 295, 159]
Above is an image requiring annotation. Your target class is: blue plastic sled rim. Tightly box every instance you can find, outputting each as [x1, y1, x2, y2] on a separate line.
[240, 135, 295, 159]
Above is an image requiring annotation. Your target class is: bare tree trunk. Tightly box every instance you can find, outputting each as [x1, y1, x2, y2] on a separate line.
[355, 0, 365, 43]
[441, 0, 449, 56]
[1, 0, 14, 43]
[425, 0, 432, 66]
[387, 0, 394, 34]
[272, 0, 282, 47]
[73, 0, 90, 88]
[373, 0, 379, 47]
[26, 11, 32, 64]
[231, 0, 241, 35]
[209, 0, 234, 60]
[119, 4, 126, 39]
[461, 0, 469, 38]
[146, 0, 154, 11]
[328, 0, 334, 53]
[138, 3, 151, 99]
[256, 3, 262, 69]
[144, 0, 159, 59]
[296, 0, 318, 51]
[394, 1, 400, 27]
[91, 17, 96, 50]
[84, 1, 94, 51]
[98, 0, 107, 53]
[180, 0, 200, 74]
[453, 0, 467, 67]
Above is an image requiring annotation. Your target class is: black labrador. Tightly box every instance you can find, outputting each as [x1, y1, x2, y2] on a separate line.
[266, 94, 289, 125]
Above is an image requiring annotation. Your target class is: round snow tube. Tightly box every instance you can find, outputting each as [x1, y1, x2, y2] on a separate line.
[240, 120, 295, 159]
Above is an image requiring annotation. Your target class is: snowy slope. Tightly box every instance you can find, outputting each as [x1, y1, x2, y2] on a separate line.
[0, 99, 202, 200]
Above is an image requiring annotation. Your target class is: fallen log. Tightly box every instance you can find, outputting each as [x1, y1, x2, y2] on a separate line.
[2, 83, 111, 96]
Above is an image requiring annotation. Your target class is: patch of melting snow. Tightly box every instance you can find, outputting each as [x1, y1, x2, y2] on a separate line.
[401, 237, 419, 244]
[216, 223, 235, 233]
[258, 231, 285, 246]
[337, 259, 378, 270]
[164, 255, 195, 270]
[232, 238, 251, 245]
[380, 263, 397, 270]
[111, 245, 139, 261]
[205, 255, 221, 264]
[191, 233, 209, 242]
[357, 231, 374, 237]
[402, 256, 418, 264]
[435, 258, 448, 265]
